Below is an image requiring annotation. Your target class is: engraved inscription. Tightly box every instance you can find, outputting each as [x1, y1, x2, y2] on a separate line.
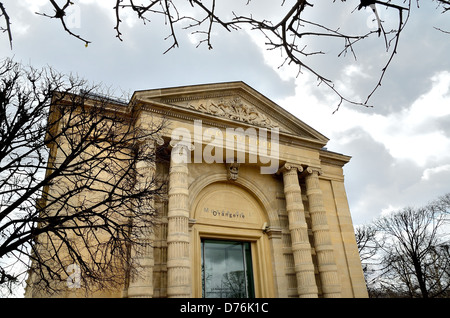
[202, 207, 247, 220]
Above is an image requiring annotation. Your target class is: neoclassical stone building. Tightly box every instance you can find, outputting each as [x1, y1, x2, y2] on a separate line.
[27, 81, 367, 298]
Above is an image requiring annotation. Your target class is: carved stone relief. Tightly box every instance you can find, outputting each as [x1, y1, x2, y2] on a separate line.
[187, 97, 280, 129]
[226, 162, 240, 181]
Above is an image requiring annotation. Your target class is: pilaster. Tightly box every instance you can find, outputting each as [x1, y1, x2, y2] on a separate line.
[265, 226, 286, 298]
[127, 139, 158, 298]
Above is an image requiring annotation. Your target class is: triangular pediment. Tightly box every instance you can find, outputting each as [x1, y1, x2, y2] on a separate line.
[131, 81, 329, 147]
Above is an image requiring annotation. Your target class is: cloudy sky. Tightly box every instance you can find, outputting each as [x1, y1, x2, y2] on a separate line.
[1, 0, 450, 226]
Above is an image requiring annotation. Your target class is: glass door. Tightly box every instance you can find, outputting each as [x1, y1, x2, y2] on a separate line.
[201, 239, 255, 298]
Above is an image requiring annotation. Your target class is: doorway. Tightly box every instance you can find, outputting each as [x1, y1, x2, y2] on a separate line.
[201, 239, 255, 298]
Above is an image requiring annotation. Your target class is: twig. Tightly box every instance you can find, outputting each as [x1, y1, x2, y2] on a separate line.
[36, 0, 91, 47]
[0, 2, 12, 49]
[364, 1, 410, 104]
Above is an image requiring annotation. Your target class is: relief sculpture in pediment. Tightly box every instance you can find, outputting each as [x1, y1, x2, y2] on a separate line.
[188, 97, 279, 129]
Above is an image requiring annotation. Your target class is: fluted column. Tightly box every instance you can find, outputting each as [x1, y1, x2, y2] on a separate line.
[166, 140, 193, 298]
[280, 163, 318, 298]
[127, 139, 157, 298]
[305, 168, 341, 298]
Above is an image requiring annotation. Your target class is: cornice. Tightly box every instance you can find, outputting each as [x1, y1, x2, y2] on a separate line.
[137, 99, 327, 151]
[132, 82, 329, 145]
[319, 148, 351, 167]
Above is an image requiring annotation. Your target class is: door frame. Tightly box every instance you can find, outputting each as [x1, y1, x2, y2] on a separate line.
[191, 224, 275, 298]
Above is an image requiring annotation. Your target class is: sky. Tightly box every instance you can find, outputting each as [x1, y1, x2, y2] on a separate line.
[1, 0, 450, 228]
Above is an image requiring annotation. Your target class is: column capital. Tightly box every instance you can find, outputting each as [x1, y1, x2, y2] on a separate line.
[278, 163, 303, 175]
[134, 135, 163, 161]
[169, 139, 194, 151]
[135, 128, 165, 146]
[169, 139, 194, 164]
[264, 226, 282, 239]
[153, 135, 165, 146]
[304, 167, 323, 177]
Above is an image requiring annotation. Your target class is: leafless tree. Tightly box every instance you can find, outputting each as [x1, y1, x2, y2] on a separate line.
[373, 203, 450, 298]
[0, 58, 166, 296]
[430, 193, 450, 216]
[356, 224, 379, 263]
[1, 1, 449, 109]
[354, 224, 385, 296]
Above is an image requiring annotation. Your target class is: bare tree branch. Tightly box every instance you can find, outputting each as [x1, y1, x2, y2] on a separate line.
[35, 0, 91, 47]
[0, 2, 12, 49]
[0, 58, 167, 296]
[1, 1, 449, 109]
[363, 0, 411, 105]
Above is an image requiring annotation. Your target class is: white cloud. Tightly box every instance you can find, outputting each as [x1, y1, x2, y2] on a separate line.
[381, 204, 402, 217]
[246, 29, 298, 83]
[422, 164, 450, 181]
[370, 71, 450, 166]
[20, 0, 48, 13]
[275, 69, 450, 225]
[286, 70, 450, 167]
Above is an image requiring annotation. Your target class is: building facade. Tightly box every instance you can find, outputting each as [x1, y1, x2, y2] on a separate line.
[27, 82, 367, 298]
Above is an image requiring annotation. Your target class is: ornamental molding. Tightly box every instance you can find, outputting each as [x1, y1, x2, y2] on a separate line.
[225, 161, 240, 181]
[185, 96, 280, 129]
[132, 82, 330, 146]
[277, 163, 303, 175]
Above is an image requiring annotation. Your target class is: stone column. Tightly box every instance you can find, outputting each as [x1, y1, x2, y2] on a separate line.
[166, 140, 193, 298]
[281, 163, 318, 298]
[127, 140, 157, 298]
[305, 168, 341, 298]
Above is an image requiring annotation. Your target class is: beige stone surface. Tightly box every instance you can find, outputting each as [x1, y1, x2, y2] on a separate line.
[27, 82, 367, 298]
